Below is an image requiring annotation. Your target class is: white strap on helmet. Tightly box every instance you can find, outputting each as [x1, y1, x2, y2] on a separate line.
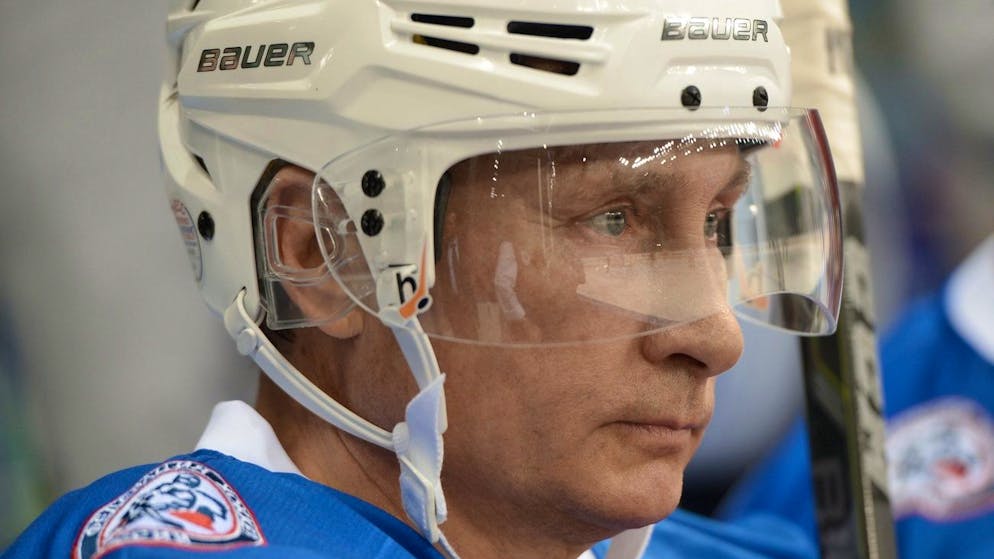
[224, 289, 394, 448]
[223, 289, 457, 556]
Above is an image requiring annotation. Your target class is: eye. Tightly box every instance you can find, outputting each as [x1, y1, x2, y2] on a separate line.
[586, 209, 628, 237]
[705, 209, 731, 245]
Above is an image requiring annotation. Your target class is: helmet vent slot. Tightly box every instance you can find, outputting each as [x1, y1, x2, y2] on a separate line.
[193, 155, 211, 178]
[413, 34, 480, 55]
[507, 21, 593, 40]
[411, 13, 474, 28]
[509, 53, 580, 76]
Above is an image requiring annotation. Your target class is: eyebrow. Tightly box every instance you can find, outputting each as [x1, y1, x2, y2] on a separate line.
[520, 144, 752, 210]
[603, 157, 751, 201]
[717, 160, 752, 197]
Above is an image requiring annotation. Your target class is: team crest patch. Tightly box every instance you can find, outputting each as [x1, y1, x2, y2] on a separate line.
[888, 398, 994, 521]
[73, 460, 265, 559]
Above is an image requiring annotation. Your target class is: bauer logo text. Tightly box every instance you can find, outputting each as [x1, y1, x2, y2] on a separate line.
[197, 42, 314, 72]
[662, 18, 768, 42]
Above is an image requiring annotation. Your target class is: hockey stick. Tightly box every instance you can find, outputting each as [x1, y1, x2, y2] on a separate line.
[780, 1, 896, 557]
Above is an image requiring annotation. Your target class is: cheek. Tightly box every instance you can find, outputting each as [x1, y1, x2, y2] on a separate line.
[436, 343, 620, 459]
[435, 346, 535, 482]
[440, 345, 547, 433]
[349, 327, 420, 428]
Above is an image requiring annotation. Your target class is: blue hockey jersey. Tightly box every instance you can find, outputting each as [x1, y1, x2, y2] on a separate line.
[719, 236, 994, 559]
[3, 449, 446, 559]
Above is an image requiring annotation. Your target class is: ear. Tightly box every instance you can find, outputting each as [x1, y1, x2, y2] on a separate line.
[265, 165, 364, 339]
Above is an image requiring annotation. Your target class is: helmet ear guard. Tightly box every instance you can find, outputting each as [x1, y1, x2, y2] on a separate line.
[254, 162, 364, 336]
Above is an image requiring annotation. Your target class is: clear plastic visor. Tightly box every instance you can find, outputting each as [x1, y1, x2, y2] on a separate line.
[310, 108, 842, 346]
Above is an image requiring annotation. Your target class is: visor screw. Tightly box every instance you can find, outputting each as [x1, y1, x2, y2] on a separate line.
[681, 85, 701, 110]
[753, 86, 769, 111]
[362, 170, 386, 198]
[197, 211, 215, 241]
[361, 209, 385, 237]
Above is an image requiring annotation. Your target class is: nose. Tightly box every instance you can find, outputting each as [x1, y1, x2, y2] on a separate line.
[639, 308, 744, 378]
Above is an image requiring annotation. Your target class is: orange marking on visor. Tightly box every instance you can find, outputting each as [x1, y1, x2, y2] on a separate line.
[398, 244, 429, 319]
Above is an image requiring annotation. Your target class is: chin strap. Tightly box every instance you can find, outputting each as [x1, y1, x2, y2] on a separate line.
[394, 374, 458, 558]
[224, 291, 459, 557]
[224, 290, 393, 448]
[380, 307, 458, 557]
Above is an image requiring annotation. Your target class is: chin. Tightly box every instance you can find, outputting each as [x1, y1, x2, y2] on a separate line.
[611, 436, 698, 520]
[620, 472, 684, 525]
[573, 459, 687, 532]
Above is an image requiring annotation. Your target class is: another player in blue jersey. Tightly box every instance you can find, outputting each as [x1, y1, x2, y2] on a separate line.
[720, 234, 994, 558]
[4, 1, 848, 558]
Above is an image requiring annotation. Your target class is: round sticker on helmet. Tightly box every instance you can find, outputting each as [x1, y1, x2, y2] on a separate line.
[171, 199, 203, 283]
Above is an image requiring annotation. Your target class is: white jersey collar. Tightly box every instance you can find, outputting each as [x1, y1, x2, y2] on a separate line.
[194, 400, 303, 476]
[945, 234, 994, 366]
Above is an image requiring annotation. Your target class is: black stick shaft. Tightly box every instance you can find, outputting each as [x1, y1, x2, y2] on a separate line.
[801, 180, 896, 559]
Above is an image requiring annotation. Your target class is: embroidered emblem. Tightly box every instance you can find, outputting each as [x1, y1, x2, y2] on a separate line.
[888, 398, 994, 521]
[73, 460, 265, 558]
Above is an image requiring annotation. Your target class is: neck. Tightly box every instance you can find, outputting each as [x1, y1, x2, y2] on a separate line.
[255, 375, 599, 559]
[254, 375, 404, 515]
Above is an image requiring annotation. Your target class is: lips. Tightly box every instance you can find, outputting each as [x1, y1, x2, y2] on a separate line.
[602, 403, 713, 455]
[616, 418, 706, 432]
[616, 407, 711, 431]
[609, 385, 714, 435]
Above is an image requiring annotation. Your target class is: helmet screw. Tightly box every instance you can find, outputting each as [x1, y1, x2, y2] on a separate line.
[753, 86, 769, 111]
[361, 170, 386, 197]
[681, 85, 701, 110]
[361, 209, 385, 236]
[197, 211, 215, 241]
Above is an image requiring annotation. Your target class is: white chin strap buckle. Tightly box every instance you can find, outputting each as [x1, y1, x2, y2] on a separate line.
[397, 452, 444, 540]
[393, 375, 457, 555]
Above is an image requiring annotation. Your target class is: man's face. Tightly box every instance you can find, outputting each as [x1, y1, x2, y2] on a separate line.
[422, 140, 747, 538]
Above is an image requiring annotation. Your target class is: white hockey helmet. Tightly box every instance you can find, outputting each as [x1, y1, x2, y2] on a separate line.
[160, 0, 842, 554]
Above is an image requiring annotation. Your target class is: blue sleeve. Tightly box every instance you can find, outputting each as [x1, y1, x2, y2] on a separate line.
[98, 546, 341, 559]
[1, 451, 442, 559]
[1, 464, 157, 559]
[1, 492, 78, 558]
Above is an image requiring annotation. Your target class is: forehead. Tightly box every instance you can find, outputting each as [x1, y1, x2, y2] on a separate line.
[447, 139, 748, 199]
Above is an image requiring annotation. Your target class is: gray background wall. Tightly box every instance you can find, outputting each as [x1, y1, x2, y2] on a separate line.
[0, 1, 256, 526]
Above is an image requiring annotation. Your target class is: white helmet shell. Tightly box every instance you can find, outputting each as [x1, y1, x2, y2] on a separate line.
[161, 0, 792, 322]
